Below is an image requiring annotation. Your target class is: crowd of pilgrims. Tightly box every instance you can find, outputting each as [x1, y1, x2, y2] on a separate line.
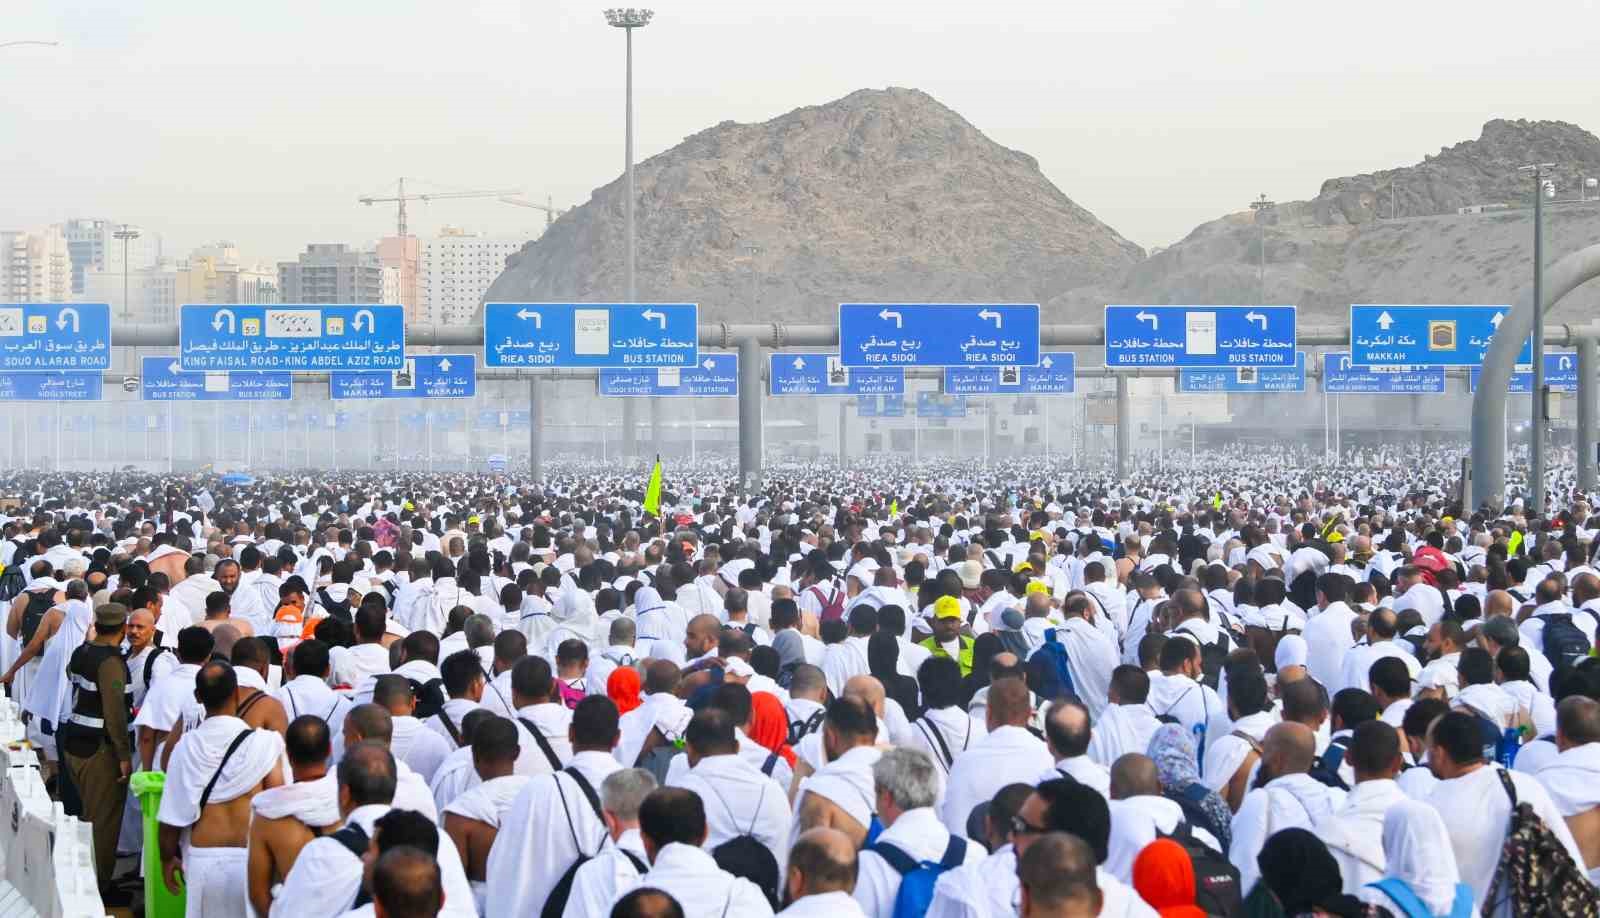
[1, 450, 1599, 918]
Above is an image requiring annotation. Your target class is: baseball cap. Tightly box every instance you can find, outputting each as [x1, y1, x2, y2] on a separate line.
[95, 602, 129, 629]
[934, 596, 963, 620]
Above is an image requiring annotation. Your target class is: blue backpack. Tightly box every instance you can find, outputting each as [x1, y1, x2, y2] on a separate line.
[1368, 878, 1473, 918]
[868, 836, 969, 918]
[1030, 628, 1078, 702]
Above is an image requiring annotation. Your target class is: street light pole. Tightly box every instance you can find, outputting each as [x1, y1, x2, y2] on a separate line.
[0, 41, 59, 50]
[1520, 162, 1556, 516]
[113, 225, 140, 322]
[605, 7, 653, 460]
[1249, 194, 1275, 304]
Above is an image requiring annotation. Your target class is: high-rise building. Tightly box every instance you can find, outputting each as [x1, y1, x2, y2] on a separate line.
[83, 259, 178, 323]
[1, 227, 73, 302]
[177, 244, 279, 305]
[418, 226, 523, 326]
[278, 244, 387, 303]
[59, 218, 162, 295]
[376, 236, 419, 319]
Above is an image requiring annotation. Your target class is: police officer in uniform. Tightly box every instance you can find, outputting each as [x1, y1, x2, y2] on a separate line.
[60, 602, 134, 897]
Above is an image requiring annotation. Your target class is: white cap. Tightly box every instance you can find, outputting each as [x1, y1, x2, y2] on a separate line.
[1274, 634, 1309, 671]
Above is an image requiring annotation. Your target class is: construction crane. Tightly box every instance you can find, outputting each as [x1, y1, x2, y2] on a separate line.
[499, 195, 565, 229]
[358, 177, 523, 238]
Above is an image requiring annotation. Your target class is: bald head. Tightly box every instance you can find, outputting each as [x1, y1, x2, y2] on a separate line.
[787, 827, 859, 900]
[1108, 753, 1160, 800]
[1262, 721, 1316, 779]
[344, 703, 394, 746]
[843, 674, 886, 715]
[1484, 590, 1515, 618]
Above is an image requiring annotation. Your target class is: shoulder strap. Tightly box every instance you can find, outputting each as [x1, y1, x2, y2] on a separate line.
[1495, 766, 1519, 810]
[917, 717, 955, 769]
[563, 767, 603, 820]
[198, 729, 255, 810]
[937, 834, 968, 868]
[235, 689, 268, 720]
[518, 716, 564, 770]
[331, 822, 370, 858]
[620, 849, 647, 873]
[1230, 729, 1263, 755]
[1368, 878, 1433, 918]
[866, 840, 919, 876]
[761, 752, 780, 776]
[142, 645, 169, 689]
[438, 709, 462, 746]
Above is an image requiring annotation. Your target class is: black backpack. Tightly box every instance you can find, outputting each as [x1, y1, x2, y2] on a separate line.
[1308, 738, 1351, 791]
[541, 769, 647, 918]
[1539, 613, 1591, 670]
[408, 677, 446, 720]
[1159, 822, 1244, 917]
[706, 784, 780, 908]
[19, 589, 54, 645]
[316, 587, 353, 624]
[1164, 782, 1230, 853]
[0, 564, 25, 603]
[786, 709, 824, 747]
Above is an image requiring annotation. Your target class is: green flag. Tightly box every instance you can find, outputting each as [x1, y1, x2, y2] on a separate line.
[642, 455, 663, 517]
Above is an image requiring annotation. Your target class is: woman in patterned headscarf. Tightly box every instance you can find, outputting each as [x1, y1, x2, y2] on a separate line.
[1147, 722, 1232, 852]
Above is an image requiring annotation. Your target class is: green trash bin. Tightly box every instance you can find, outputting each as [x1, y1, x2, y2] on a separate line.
[130, 771, 185, 918]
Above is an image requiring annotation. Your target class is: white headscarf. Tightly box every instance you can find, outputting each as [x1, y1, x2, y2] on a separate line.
[1383, 799, 1464, 915]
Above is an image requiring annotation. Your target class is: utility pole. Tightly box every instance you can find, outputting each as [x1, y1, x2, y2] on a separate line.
[1520, 162, 1556, 516]
[1249, 194, 1275, 304]
[113, 225, 140, 322]
[605, 7, 654, 459]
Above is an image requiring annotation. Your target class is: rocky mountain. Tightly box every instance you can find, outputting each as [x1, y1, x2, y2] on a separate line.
[483, 88, 1144, 322]
[1052, 119, 1600, 326]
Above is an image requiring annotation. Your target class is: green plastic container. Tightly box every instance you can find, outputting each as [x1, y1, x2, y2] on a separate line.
[130, 771, 185, 918]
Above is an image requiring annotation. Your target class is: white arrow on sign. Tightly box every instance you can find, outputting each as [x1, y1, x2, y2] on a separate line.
[167, 361, 182, 375]
[978, 309, 1002, 328]
[1244, 310, 1267, 330]
[353, 309, 376, 333]
[212, 309, 237, 334]
[1339, 357, 1352, 372]
[438, 358, 452, 372]
[792, 356, 806, 370]
[1491, 311, 1505, 328]
[641, 309, 667, 330]
[702, 358, 715, 371]
[1376, 311, 1394, 331]
[55, 307, 80, 333]
[1560, 356, 1573, 371]
[1135, 310, 1158, 330]
[1041, 355, 1054, 368]
[878, 308, 903, 328]
[516, 308, 543, 328]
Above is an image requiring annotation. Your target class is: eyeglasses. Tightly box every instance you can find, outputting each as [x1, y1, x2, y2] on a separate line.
[1010, 815, 1048, 837]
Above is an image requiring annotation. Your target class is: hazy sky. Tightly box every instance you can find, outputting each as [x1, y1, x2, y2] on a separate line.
[5, 0, 1598, 265]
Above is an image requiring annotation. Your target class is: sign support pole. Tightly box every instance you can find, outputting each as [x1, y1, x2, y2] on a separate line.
[529, 377, 543, 484]
[167, 403, 174, 473]
[737, 336, 762, 492]
[1115, 375, 1131, 479]
[1580, 338, 1598, 491]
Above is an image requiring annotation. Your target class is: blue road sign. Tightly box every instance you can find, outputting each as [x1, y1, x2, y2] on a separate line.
[331, 354, 477, 400]
[944, 352, 1077, 395]
[838, 303, 1040, 368]
[483, 302, 698, 368]
[1350, 305, 1530, 366]
[769, 353, 904, 396]
[140, 356, 291, 401]
[1470, 352, 1581, 393]
[598, 353, 737, 397]
[0, 371, 102, 401]
[178, 304, 405, 371]
[0, 303, 111, 370]
[916, 392, 968, 418]
[1321, 352, 1447, 394]
[1104, 306, 1296, 368]
[1179, 352, 1307, 393]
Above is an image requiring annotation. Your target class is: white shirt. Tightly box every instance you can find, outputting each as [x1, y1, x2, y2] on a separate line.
[780, 889, 868, 918]
[1229, 773, 1347, 895]
[483, 750, 623, 917]
[270, 804, 476, 918]
[1341, 639, 1421, 694]
[610, 842, 775, 917]
[855, 807, 985, 917]
[566, 828, 649, 918]
[669, 752, 794, 879]
[908, 707, 987, 777]
[509, 702, 575, 775]
[924, 844, 1157, 918]
[821, 635, 871, 697]
[584, 644, 638, 696]
[328, 643, 389, 694]
[1046, 755, 1111, 798]
[276, 674, 353, 727]
[1431, 764, 1583, 909]
[1315, 778, 1408, 896]
[1106, 795, 1185, 883]
[940, 725, 1053, 835]
[1146, 672, 1230, 760]
[1394, 583, 1446, 626]
[1085, 703, 1163, 770]
[1301, 601, 1358, 692]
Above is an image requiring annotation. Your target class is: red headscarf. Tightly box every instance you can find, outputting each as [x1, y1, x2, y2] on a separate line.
[746, 691, 797, 767]
[1132, 839, 1207, 918]
[606, 666, 642, 714]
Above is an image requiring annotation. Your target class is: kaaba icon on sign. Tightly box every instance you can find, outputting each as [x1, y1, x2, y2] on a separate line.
[1428, 321, 1457, 352]
[1237, 367, 1258, 385]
